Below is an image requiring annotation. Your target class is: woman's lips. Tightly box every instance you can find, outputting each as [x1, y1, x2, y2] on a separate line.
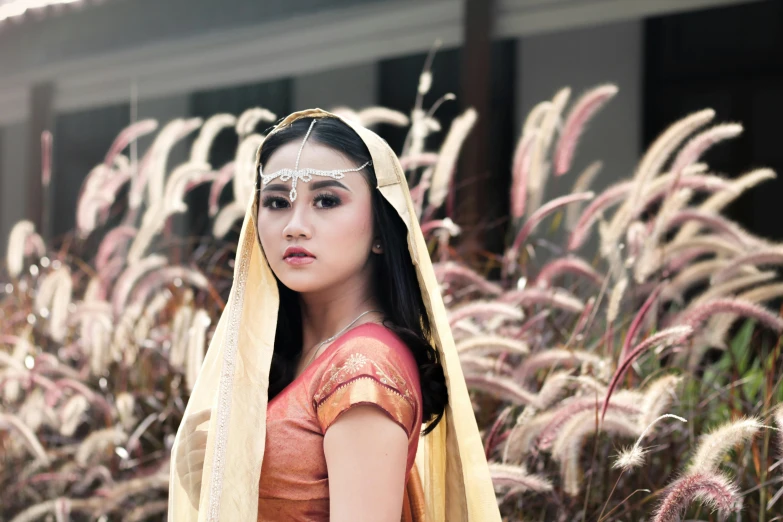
[284, 255, 315, 266]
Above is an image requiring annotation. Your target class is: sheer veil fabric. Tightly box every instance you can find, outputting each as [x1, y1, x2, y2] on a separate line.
[167, 109, 502, 521]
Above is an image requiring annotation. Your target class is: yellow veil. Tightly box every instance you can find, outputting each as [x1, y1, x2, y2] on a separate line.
[167, 108, 502, 521]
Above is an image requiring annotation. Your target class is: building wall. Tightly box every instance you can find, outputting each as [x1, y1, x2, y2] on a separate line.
[293, 62, 378, 112]
[516, 20, 643, 198]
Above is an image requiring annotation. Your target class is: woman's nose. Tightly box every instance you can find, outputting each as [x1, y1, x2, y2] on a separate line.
[282, 202, 312, 239]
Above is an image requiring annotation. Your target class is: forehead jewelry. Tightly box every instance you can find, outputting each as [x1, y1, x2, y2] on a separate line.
[259, 119, 371, 202]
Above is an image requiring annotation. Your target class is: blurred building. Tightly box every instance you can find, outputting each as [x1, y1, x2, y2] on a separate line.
[0, 0, 778, 257]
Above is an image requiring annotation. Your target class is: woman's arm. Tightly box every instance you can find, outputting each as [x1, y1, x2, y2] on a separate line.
[324, 405, 409, 522]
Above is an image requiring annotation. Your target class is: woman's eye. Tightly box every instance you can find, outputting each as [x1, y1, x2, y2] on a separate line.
[262, 196, 289, 210]
[314, 194, 341, 209]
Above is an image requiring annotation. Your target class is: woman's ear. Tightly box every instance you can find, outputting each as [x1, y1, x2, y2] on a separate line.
[371, 238, 383, 254]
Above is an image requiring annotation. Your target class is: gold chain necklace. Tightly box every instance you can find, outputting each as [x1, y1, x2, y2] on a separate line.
[301, 309, 382, 370]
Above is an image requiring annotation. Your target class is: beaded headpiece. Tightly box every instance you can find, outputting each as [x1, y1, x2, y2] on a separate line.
[259, 119, 371, 202]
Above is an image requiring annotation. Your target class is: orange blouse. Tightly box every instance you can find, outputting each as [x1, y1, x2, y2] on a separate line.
[258, 322, 423, 521]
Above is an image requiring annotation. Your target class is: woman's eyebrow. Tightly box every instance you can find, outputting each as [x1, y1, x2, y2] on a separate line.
[262, 183, 288, 192]
[260, 179, 352, 193]
[309, 179, 351, 192]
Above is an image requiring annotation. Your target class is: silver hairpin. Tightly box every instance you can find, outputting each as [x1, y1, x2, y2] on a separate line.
[260, 119, 371, 201]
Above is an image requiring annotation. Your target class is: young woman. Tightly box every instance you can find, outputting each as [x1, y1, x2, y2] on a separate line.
[168, 109, 501, 521]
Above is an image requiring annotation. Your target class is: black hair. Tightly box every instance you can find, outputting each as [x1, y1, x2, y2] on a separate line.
[256, 116, 447, 436]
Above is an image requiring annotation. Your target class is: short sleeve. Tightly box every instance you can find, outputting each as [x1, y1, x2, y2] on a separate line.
[313, 337, 418, 438]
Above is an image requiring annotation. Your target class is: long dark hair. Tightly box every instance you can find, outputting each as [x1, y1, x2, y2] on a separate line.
[255, 117, 447, 436]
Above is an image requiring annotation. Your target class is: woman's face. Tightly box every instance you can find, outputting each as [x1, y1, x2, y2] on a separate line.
[257, 140, 377, 295]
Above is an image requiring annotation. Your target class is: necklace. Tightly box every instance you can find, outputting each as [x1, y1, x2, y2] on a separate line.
[301, 309, 382, 371]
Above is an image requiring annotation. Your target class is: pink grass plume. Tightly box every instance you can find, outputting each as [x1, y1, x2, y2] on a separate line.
[600, 326, 692, 421]
[653, 472, 741, 521]
[553, 84, 618, 176]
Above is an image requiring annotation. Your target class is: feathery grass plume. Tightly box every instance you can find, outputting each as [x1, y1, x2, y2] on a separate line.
[635, 188, 694, 283]
[680, 297, 783, 333]
[663, 234, 745, 263]
[499, 287, 584, 314]
[74, 427, 128, 467]
[527, 88, 571, 216]
[689, 417, 763, 475]
[110, 255, 166, 316]
[510, 131, 537, 219]
[694, 272, 775, 305]
[638, 170, 731, 213]
[600, 326, 692, 421]
[464, 373, 544, 407]
[214, 199, 246, 237]
[673, 168, 776, 244]
[170, 293, 194, 369]
[130, 266, 208, 310]
[143, 117, 203, 211]
[669, 123, 743, 177]
[459, 355, 513, 375]
[355, 106, 410, 127]
[455, 336, 529, 357]
[664, 208, 763, 248]
[434, 261, 502, 296]
[421, 218, 462, 237]
[711, 247, 783, 284]
[125, 500, 169, 522]
[661, 259, 738, 304]
[447, 301, 523, 326]
[554, 84, 618, 176]
[190, 114, 236, 164]
[738, 282, 783, 305]
[235, 107, 276, 137]
[399, 152, 439, 171]
[233, 133, 265, 204]
[34, 267, 73, 342]
[0, 413, 51, 465]
[534, 256, 603, 288]
[163, 161, 212, 214]
[637, 375, 683, 429]
[208, 161, 235, 216]
[115, 392, 136, 431]
[522, 100, 552, 137]
[619, 284, 663, 364]
[537, 393, 641, 451]
[552, 410, 640, 496]
[503, 411, 557, 463]
[565, 160, 603, 229]
[94, 225, 136, 272]
[508, 191, 594, 261]
[567, 180, 629, 251]
[653, 472, 742, 522]
[427, 108, 477, 209]
[489, 462, 553, 493]
[516, 348, 604, 381]
[59, 395, 90, 437]
[614, 414, 687, 471]
[602, 109, 715, 254]
[7, 220, 36, 278]
[607, 276, 628, 324]
[536, 370, 580, 411]
[103, 119, 158, 168]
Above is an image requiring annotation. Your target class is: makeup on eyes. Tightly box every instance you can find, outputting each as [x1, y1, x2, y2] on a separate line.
[261, 191, 342, 210]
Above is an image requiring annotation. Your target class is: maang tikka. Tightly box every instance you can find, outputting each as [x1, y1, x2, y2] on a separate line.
[259, 119, 372, 202]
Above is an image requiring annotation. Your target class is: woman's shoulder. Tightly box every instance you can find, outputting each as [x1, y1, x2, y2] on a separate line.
[310, 322, 422, 437]
[312, 322, 421, 402]
[327, 322, 418, 374]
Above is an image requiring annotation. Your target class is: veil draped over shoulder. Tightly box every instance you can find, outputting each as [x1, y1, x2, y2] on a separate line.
[167, 109, 502, 521]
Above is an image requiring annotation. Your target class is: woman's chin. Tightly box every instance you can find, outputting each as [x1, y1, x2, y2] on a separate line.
[277, 273, 332, 294]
